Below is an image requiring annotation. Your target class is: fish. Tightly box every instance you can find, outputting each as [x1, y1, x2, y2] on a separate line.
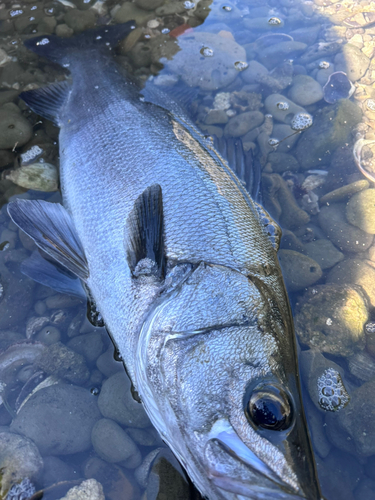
[8, 23, 324, 500]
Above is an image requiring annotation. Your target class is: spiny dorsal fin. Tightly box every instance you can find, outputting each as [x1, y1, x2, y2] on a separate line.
[20, 80, 71, 124]
[124, 184, 165, 277]
[7, 199, 89, 281]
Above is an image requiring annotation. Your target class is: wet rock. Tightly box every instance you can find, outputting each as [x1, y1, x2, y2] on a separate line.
[58, 479, 104, 500]
[96, 345, 123, 378]
[320, 180, 369, 205]
[299, 41, 342, 64]
[114, 1, 154, 24]
[303, 239, 344, 270]
[257, 41, 307, 70]
[91, 418, 141, 468]
[354, 478, 375, 500]
[241, 60, 269, 84]
[127, 427, 159, 447]
[135, 0, 164, 10]
[317, 449, 362, 500]
[5, 477, 36, 500]
[271, 124, 299, 153]
[204, 109, 228, 125]
[55, 24, 74, 38]
[346, 189, 375, 234]
[0, 331, 24, 350]
[45, 293, 84, 309]
[288, 75, 324, 106]
[142, 454, 190, 500]
[4, 162, 58, 192]
[348, 351, 375, 382]
[295, 100, 362, 170]
[10, 384, 101, 455]
[98, 372, 150, 428]
[64, 9, 96, 32]
[303, 398, 331, 458]
[318, 204, 373, 253]
[267, 152, 299, 173]
[278, 250, 322, 292]
[43, 455, 78, 486]
[67, 332, 104, 363]
[325, 378, 375, 456]
[295, 284, 368, 357]
[264, 93, 305, 124]
[334, 44, 370, 82]
[163, 32, 246, 90]
[316, 65, 335, 86]
[35, 342, 90, 384]
[0, 108, 32, 150]
[35, 325, 61, 345]
[0, 431, 43, 496]
[327, 259, 375, 308]
[224, 111, 264, 137]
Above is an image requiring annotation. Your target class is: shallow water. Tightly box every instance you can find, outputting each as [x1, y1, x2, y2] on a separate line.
[0, 0, 375, 499]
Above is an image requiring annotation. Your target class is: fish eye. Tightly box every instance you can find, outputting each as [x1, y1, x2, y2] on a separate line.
[245, 384, 293, 431]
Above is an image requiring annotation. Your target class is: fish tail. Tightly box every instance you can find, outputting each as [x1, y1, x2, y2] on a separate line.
[23, 21, 136, 65]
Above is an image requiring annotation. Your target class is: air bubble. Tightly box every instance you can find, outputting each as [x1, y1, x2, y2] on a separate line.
[291, 112, 313, 131]
[222, 5, 232, 11]
[268, 138, 279, 146]
[268, 17, 282, 25]
[234, 61, 248, 71]
[319, 61, 330, 69]
[317, 368, 349, 412]
[366, 99, 375, 111]
[37, 38, 50, 46]
[276, 101, 289, 110]
[184, 1, 195, 8]
[200, 46, 214, 57]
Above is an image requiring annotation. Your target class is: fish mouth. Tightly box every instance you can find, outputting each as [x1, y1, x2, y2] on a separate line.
[206, 420, 307, 500]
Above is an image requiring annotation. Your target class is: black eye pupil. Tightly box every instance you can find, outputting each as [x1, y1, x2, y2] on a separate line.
[246, 385, 293, 431]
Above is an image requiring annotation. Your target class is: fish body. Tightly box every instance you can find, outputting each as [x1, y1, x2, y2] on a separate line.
[9, 25, 323, 500]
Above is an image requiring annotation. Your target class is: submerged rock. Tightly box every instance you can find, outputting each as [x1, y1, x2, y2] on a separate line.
[4, 162, 59, 192]
[334, 44, 370, 82]
[346, 189, 375, 235]
[0, 108, 32, 150]
[295, 284, 368, 357]
[288, 75, 324, 106]
[6, 477, 36, 500]
[58, 479, 104, 500]
[278, 250, 322, 292]
[303, 239, 344, 270]
[323, 72, 355, 104]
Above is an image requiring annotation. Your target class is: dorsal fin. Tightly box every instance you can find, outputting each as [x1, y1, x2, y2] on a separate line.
[124, 185, 165, 277]
[7, 199, 89, 281]
[20, 80, 71, 124]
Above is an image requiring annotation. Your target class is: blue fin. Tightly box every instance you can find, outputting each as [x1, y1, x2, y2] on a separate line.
[125, 185, 165, 277]
[7, 199, 89, 281]
[23, 22, 136, 66]
[20, 80, 71, 124]
[21, 250, 86, 299]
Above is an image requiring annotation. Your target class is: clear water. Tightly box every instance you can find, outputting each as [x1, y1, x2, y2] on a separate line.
[0, 0, 374, 499]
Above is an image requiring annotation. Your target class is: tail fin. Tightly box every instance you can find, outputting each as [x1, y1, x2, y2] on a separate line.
[24, 21, 136, 65]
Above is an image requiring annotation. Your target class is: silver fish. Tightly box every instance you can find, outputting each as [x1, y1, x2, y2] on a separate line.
[8, 24, 323, 500]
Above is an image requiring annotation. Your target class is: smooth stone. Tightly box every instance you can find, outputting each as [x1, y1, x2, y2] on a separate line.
[241, 60, 269, 84]
[96, 345, 123, 378]
[0, 109, 33, 150]
[58, 479, 104, 500]
[289, 25, 320, 45]
[271, 124, 299, 153]
[288, 75, 324, 106]
[35, 342, 90, 384]
[135, 0, 164, 10]
[327, 258, 375, 307]
[126, 428, 159, 447]
[278, 250, 322, 292]
[55, 23, 74, 38]
[320, 180, 370, 205]
[10, 384, 101, 455]
[43, 456, 78, 486]
[0, 431, 43, 496]
[91, 419, 141, 467]
[5, 161, 58, 191]
[348, 351, 375, 382]
[143, 454, 190, 500]
[257, 41, 307, 70]
[163, 32, 246, 90]
[346, 189, 375, 234]
[299, 41, 341, 64]
[98, 372, 150, 428]
[267, 152, 299, 172]
[64, 9, 96, 32]
[264, 93, 306, 124]
[295, 100, 362, 170]
[316, 65, 335, 86]
[303, 239, 344, 270]
[0, 271, 34, 329]
[295, 284, 367, 357]
[204, 109, 228, 125]
[316, 450, 361, 500]
[35, 325, 61, 345]
[67, 332, 104, 363]
[354, 478, 375, 500]
[224, 111, 264, 137]
[318, 204, 373, 253]
[334, 44, 370, 82]
[303, 397, 331, 458]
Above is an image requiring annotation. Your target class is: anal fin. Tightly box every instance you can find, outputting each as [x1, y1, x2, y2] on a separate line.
[7, 199, 89, 281]
[124, 184, 165, 277]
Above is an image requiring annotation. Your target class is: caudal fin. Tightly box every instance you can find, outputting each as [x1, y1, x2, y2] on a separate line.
[24, 21, 136, 65]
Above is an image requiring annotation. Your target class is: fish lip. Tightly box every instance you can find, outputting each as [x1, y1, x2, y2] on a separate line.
[206, 419, 306, 500]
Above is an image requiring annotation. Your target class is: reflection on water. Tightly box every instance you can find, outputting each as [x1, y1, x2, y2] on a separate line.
[0, 0, 375, 498]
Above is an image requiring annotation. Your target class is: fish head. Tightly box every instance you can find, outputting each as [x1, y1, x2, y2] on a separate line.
[138, 262, 322, 500]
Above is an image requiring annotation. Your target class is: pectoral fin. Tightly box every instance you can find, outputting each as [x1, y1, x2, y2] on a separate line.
[124, 184, 165, 277]
[7, 199, 89, 281]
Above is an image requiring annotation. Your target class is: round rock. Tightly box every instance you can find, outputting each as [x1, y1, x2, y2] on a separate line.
[346, 189, 375, 234]
[98, 371, 150, 428]
[278, 250, 322, 292]
[10, 384, 101, 455]
[334, 44, 370, 82]
[58, 479, 104, 500]
[0, 109, 32, 150]
[224, 111, 264, 137]
[288, 75, 324, 106]
[295, 284, 368, 357]
[303, 239, 344, 270]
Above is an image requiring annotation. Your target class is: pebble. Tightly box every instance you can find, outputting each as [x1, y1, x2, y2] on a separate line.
[0, 109, 33, 150]
[257, 41, 307, 70]
[67, 332, 104, 363]
[303, 239, 344, 270]
[55, 24, 74, 38]
[318, 204, 373, 253]
[35, 325, 61, 345]
[348, 351, 375, 382]
[35, 342, 90, 385]
[10, 384, 101, 455]
[327, 258, 375, 308]
[303, 397, 331, 458]
[135, 0, 164, 10]
[4, 162, 59, 192]
[267, 152, 299, 172]
[96, 345, 123, 378]
[354, 478, 375, 500]
[57, 479, 104, 500]
[334, 44, 370, 82]
[0, 431, 43, 497]
[64, 9, 96, 32]
[315, 65, 335, 86]
[288, 75, 324, 106]
[295, 284, 368, 357]
[241, 60, 269, 84]
[278, 249, 322, 292]
[43, 455, 78, 486]
[91, 418, 141, 468]
[264, 94, 306, 124]
[126, 427, 159, 447]
[346, 189, 375, 235]
[98, 372, 150, 428]
[0, 272, 34, 330]
[224, 111, 264, 137]
[271, 124, 299, 153]
[320, 180, 370, 205]
[204, 109, 228, 125]
[295, 100, 362, 170]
